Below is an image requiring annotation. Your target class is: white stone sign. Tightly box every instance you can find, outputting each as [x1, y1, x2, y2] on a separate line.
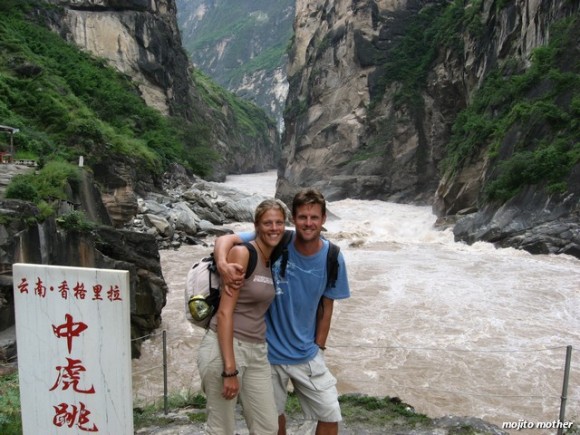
[13, 264, 134, 434]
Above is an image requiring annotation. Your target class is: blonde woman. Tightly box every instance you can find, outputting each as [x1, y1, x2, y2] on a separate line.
[197, 199, 286, 434]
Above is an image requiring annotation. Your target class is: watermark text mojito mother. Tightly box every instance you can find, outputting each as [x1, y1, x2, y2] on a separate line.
[502, 420, 574, 431]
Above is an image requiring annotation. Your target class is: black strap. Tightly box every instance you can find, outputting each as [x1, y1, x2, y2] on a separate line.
[242, 242, 258, 278]
[270, 230, 294, 278]
[326, 242, 340, 288]
[207, 255, 218, 292]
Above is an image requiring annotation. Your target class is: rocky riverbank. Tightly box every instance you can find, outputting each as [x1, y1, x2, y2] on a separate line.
[134, 402, 509, 435]
[0, 361, 510, 435]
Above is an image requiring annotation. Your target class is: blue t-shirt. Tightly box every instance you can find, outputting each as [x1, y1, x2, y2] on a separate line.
[240, 231, 350, 364]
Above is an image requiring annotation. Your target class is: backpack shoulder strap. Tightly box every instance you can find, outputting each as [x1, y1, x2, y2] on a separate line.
[242, 242, 258, 278]
[270, 230, 293, 277]
[326, 241, 340, 288]
[316, 241, 341, 320]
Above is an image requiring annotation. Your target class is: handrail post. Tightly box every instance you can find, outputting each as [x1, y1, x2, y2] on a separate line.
[557, 345, 572, 435]
[163, 330, 168, 415]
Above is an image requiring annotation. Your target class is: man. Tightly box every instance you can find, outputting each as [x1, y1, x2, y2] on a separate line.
[214, 188, 351, 435]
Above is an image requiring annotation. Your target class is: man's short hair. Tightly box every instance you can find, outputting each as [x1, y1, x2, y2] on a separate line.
[292, 188, 326, 217]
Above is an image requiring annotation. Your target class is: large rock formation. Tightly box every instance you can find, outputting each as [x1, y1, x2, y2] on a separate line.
[279, 0, 439, 203]
[277, 0, 578, 256]
[39, 0, 279, 183]
[0, 196, 167, 359]
[43, 0, 192, 118]
[279, 0, 574, 202]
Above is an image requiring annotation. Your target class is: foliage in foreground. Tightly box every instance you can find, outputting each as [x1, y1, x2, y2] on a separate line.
[0, 372, 21, 435]
[133, 390, 208, 428]
[3, 373, 579, 433]
[132, 391, 432, 430]
[338, 394, 429, 426]
[0, 370, 434, 432]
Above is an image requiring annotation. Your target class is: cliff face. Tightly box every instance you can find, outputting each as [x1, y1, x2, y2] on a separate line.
[43, 0, 192, 118]
[280, 0, 573, 202]
[36, 0, 279, 225]
[278, 0, 578, 255]
[41, 0, 278, 183]
[175, 0, 295, 131]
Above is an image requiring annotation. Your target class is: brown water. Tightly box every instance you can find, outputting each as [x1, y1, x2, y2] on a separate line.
[133, 171, 580, 434]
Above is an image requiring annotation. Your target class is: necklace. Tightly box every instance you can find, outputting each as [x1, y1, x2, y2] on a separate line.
[255, 240, 270, 267]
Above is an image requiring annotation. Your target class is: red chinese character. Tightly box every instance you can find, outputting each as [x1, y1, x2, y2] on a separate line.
[35, 277, 47, 298]
[58, 280, 69, 300]
[107, 285, 122, 301]
[92, 284, 103, 301]
[53, 401, 98, 432]
[52, 314, 88, 353]
[74, 282, 87, 299]
[49, 357, 95, 394]
[18, 277, 29, 294]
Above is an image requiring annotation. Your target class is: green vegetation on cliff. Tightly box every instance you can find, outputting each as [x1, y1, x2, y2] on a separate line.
[0, 5, 215, 178]
[444, 16, 579, 201]
[5, 160, 78, 202]
[178, 0, 293, 86]
[192, 68, 275, 145]
[368, 0, 578, 202]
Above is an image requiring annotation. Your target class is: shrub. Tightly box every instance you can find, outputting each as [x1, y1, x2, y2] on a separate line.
[5, 160, 80, 206]
[56, 210, 95, 233]
[5, 176, 39, 202]
[0, 373, 22, 434]
[442, 15, 579, 202]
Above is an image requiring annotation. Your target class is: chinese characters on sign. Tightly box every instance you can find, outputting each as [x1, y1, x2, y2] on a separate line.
[17, 277, 123, 303]
[13, 264, 133, 435]
[50, 314, 97, 431]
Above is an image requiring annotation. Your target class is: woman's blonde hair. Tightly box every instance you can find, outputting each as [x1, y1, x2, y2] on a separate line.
[254, 198, 287, 224]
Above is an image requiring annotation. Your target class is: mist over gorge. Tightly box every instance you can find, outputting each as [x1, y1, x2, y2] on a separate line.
[175, 0, 295, 132]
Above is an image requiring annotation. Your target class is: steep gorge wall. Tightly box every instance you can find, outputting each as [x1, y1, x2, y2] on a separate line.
[36, 0, 279, 226]
[278, 0, 578, 255]
[43, 0, 192, 118]
[279, 0, 441, 203]
[279, 0, 575, 204]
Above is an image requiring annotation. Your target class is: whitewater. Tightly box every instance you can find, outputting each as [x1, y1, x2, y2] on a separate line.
[133, 171, 579, 434]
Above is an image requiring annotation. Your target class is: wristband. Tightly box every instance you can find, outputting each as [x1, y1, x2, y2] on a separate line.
[221, 369, 239, 378]
[318, 345, 326, 351]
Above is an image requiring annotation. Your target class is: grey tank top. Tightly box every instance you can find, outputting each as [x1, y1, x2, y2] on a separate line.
[210, 244, 274, 343]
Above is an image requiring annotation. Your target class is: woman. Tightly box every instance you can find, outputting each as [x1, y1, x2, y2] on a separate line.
[197, 199, 286, 434]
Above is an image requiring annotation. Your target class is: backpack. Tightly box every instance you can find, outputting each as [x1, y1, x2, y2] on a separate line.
[271, 230, 340, 289]
[185, 243, 257, 328]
